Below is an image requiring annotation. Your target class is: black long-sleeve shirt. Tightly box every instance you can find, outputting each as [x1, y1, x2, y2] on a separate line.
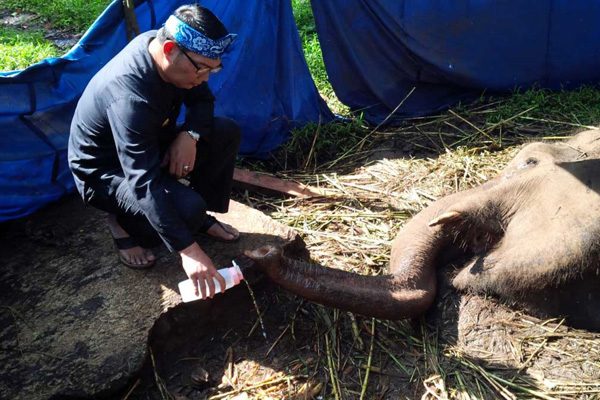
[68, 31, 214, 252]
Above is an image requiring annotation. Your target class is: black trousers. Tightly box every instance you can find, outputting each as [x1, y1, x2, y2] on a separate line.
[89, 117, 241, 249]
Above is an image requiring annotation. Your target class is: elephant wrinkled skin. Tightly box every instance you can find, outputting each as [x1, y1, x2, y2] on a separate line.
[246, 130, 600, 331]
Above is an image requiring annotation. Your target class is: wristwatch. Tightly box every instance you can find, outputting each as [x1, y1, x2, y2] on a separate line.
[187, 130, 200, 141]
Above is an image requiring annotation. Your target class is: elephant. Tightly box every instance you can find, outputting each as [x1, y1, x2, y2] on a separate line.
[245, 129, 600, 331]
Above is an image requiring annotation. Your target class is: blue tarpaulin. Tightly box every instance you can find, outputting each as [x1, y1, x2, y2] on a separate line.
[310, 0, 600, 124]
[0, 0, 332, 222]
[2, 0, 600, 222]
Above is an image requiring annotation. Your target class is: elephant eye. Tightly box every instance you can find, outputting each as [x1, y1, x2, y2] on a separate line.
[517, 158, 538, 170]
[517, 158, 538, 169]
[526, 158, 538, 165]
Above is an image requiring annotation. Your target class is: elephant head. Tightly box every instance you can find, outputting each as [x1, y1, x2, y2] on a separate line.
[246, 130, 600, 330]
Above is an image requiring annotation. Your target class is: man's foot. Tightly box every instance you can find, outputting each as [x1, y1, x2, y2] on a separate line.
[107, 214, 156, 269]
[198, 215, 240, 243]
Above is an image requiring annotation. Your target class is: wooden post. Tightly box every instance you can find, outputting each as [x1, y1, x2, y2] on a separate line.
[123, 0, 140, 42]
[233, 168, 332, 197]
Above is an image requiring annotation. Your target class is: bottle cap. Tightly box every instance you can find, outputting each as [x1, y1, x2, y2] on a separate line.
[232, 260, 244, 281]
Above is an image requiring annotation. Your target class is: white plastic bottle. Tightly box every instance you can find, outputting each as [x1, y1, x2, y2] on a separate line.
[178, 262, 244, 302]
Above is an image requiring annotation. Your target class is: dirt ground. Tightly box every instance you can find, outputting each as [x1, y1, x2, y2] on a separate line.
[3, 134, 600, 399]
[122, 265, 600, 400]
[5, 195, 596, 400]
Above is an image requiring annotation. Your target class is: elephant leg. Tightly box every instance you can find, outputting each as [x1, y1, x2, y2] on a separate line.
[452, 226, 600, 297]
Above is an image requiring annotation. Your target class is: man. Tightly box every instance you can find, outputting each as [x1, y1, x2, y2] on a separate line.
[68, 4, 241, 299]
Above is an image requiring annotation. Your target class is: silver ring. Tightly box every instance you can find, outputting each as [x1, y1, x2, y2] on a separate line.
[183, 165, 190, 170]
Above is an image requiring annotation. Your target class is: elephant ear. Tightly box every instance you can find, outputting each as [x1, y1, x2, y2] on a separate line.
[452, 158, 600, 298]
[428, 211, 463, 227]
[426, 190, 508, 257]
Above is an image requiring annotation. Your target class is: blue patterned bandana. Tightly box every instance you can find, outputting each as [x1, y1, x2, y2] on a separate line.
[164, 15, 237, 60]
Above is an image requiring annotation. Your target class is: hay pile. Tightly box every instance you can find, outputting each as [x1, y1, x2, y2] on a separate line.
[133, 98, 600, 399]
[218, 106, 600, 399]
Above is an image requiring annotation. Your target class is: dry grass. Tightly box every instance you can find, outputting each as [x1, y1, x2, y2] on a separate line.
[224, 101, 600, 399]
[269, 146, 517, 275]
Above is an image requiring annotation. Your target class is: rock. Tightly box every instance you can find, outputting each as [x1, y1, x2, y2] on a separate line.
[190, 364, 210, 387]
[0, 195, 307, 400]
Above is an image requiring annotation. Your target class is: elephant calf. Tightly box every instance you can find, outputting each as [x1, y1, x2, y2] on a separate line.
[246, 130, 600, 331]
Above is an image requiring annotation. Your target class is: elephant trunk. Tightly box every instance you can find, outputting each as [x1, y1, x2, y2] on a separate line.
[246, 183, 501, 320]
[245, 193, 471, 320]
[267, 253, 436, 320]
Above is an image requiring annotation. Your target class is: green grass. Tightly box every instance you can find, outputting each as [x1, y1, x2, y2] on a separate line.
[282, 0, 367, 171]
[278, 118, 369, 171]
[2, 0, 112, 32]
[0, 26, 62, 71]
[291, 0, 345, 114]
[0, 0, 112, 71]
[484, 85, 600, 128]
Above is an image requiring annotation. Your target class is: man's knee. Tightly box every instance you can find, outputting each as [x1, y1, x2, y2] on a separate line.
[181, 192, 208, 231]
[213, 117, 241, 148]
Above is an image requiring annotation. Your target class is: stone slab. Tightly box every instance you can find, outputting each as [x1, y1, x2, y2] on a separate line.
[0, 195, 306, 400]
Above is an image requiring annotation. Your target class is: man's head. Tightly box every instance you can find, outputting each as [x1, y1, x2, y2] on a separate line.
[152, 4, 236, 88]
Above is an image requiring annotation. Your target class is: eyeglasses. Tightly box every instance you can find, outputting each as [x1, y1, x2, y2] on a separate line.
[177, 45, 223, 75]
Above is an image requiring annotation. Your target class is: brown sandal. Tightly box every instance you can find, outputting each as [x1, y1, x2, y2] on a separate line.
[196, 215, 240, 243]
[112, 235, 156, 269]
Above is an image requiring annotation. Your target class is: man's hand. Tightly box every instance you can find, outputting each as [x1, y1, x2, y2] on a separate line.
[180, 242, 226, 299]
[161, 131, 197, 178]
